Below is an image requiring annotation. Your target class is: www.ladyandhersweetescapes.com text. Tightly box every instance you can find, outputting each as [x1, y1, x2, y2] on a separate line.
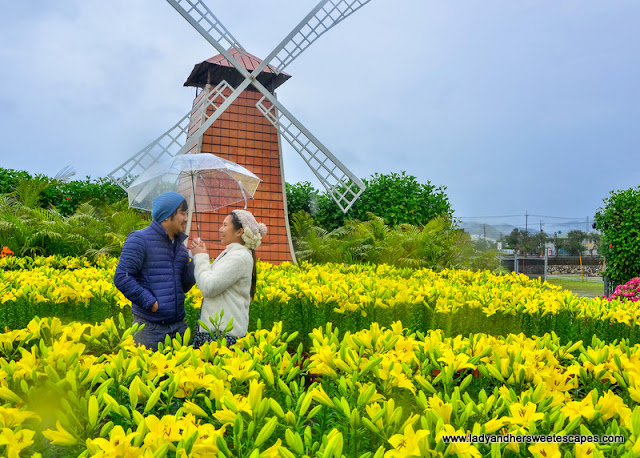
[441, 433, 625, 445]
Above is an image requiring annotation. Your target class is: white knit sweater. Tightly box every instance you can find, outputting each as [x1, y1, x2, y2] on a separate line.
[192, 243, 253, 337]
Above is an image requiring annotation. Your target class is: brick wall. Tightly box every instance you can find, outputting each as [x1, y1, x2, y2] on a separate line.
[187, 86, 294, 264]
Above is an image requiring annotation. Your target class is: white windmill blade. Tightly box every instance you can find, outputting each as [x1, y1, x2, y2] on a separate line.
[165, 0, 369, 212]
[167, 0, 276, 81]
[165, 0, 246, 55]
[167, 0, 373, 77]
[267, 0, 373, 75]
[256, 92, 364, 213]
[108, 80, 239, 189]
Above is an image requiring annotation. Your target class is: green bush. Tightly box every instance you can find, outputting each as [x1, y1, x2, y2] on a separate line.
[285, 181, 320, 225]
[0, 195, 148, 258]
[0, 168, 126, 216]
[292, 211, 499, 271]
[286, 172, 452, 231]
[594, 186, 640, 288]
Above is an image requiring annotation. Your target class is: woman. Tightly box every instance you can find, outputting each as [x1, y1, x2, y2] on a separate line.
[190, 210, 267, 348]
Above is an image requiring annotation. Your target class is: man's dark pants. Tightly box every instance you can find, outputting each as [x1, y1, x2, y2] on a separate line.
[132, 315, 187, 351]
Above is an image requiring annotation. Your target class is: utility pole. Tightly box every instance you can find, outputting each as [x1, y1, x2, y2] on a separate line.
[483, 224, 486, 240]
[525, 212, 529, 235]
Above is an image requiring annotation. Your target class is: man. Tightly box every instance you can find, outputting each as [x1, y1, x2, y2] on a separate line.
[114, 191, 196, 350]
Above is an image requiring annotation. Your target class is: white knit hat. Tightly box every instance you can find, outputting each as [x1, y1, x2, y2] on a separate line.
[232, 210, 267, 250]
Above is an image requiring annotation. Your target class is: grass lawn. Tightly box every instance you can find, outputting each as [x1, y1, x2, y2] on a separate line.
[544, 277, 605, 297]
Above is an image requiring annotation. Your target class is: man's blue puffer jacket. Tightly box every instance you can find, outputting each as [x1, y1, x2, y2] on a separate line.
[114, 220, 196, 324]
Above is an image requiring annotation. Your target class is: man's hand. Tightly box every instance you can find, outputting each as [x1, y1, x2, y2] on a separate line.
[151, 301, 158, 312]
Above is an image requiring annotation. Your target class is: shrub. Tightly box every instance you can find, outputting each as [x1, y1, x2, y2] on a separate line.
[0, 168, 127, 216]
[286, 172, 452, 231]
[285, 182, 321, 225]
[594, 186, 640, 288]
[292, 211, 500, 271]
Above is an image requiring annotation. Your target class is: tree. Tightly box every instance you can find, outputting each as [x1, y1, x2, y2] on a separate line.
[594, 186, 640, 287]
[313, 172, 452, 230]
[472, 238, 498, 252]
[285, 182, 320, 224]
[564, 230, 587, 256]
[505, 228, 536, 254]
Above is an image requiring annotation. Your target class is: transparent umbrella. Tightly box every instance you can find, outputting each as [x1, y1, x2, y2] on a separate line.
[126, 153, 260, 236]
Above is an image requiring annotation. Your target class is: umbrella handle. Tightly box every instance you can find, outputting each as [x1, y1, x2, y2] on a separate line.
[184, 176, 196, 245]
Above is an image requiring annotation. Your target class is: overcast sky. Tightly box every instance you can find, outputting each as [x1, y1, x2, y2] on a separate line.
[1, 1, 638, 221]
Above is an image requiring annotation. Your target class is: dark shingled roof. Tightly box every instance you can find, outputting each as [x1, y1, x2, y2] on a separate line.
[184, 48, 291, 92]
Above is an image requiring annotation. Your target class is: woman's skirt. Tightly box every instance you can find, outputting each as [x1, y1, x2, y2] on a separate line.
[192, 331, 240, 349]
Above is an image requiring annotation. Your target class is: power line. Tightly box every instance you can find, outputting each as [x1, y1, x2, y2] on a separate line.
[455, 213, 592, 220]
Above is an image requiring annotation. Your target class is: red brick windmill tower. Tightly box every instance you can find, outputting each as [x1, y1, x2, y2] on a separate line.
[180, 50, 294, 263]
[109, 0, 371, 264]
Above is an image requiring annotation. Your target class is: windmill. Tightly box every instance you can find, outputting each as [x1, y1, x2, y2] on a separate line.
[109, 0, 370, 263]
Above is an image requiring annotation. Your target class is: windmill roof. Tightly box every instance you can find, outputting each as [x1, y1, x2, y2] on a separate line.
[184, 48, 291, 92]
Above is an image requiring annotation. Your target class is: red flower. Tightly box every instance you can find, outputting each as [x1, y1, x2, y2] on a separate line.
[66, 197, 71, 201]
[609, 244, 613, 248]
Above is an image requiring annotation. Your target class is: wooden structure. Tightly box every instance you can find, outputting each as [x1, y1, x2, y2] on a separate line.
[185, 49, 295, 263]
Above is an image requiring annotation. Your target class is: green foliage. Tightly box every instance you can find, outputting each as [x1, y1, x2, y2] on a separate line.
[0, 168, 31, 194]
[0, 168, 145, 257]
[504, 228, 549, 255]
[472, 238, 498, 252]
[285, 182, 320, 224]
[564, 230, 588, 256]
[0, 194, 148, 258]
[286, 172, 452, 231]
[594, 186, 640, 288]
[0, 168, 126, 216]
[292, 211, 500, 271]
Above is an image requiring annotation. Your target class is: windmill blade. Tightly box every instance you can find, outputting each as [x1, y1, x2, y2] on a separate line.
[108, 80, 239, 189]
[167, 0, 273, 78]
[167, 0, 373, 78]
[256, 93, 364, 214]
[267, 0, 373, 75]
[165, 0, 246, 54]
[163, 0, 368, 212]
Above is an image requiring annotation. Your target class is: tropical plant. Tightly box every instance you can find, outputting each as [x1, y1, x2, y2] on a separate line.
[0, 181, 148, 257]
[605, 276, 640, 302]
[0, 167, 127, 216]
[291, 211, 499, 271]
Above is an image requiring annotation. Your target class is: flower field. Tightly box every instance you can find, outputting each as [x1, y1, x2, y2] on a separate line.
[2, 256, 639, 346]
[1, 315, 640, 456]
[2, 255, 640, 456]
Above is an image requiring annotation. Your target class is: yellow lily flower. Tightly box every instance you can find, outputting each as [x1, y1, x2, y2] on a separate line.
[504, 403, 544, 426]
[561, 398, 596, 421]
[529, 442, 561, 458]
[42, 421, 77, 446]
[386, 423, 430, 458]
[0, 407, 40, 429]
[0, 428, 35, 458]
[575, 442, 595, 458]
[85, 425, 140, 457]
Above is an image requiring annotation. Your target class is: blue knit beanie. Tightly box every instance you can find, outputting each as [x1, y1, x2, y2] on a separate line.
[151, 192, 186, 222]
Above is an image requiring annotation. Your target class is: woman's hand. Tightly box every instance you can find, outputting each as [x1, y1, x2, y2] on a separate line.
[190, 239, 208, 256]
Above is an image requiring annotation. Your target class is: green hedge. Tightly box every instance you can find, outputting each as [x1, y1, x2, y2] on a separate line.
[0, 168, 126, 215]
